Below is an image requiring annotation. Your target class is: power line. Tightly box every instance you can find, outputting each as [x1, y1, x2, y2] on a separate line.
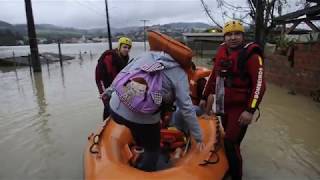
[74, 0, 106, 17]
[79, 0, 105, 12]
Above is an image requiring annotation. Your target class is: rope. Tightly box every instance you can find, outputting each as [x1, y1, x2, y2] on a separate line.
[199, 116, 222, 166]
[88, 118, 110, 154]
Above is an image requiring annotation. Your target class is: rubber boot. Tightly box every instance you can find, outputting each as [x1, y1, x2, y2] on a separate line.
[224, 140, 242, 180]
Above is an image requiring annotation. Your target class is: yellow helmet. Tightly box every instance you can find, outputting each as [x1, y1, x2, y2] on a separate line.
[118, 37, 132, 48]
[223, 20, 245, 35]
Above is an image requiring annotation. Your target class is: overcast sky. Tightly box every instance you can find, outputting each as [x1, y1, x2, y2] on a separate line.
[0, 0, 303, 29]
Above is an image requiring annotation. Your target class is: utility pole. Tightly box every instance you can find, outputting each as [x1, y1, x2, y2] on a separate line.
[105, 0, 112, 50]
[24, 0, 41, 72]
[255, 0, 264, 46]
[140, 20, 149, 51]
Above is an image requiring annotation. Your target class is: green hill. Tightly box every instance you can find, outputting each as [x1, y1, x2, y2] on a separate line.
[0, 20, 213, 45]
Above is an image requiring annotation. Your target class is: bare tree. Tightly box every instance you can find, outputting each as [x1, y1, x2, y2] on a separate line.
[200, 0, 223, 28]
[247, 0, 289, 46]
[201, 0, 304, 48]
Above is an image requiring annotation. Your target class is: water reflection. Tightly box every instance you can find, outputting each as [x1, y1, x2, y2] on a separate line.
[33, 72, 47, 116]
[14, 66, 26, 97]
[90, 51, 93, 60]
[79, 51, 83, 60]
[60, 65, 66, 88]
[78, 50, 85, 67]
[46, 60, 51, 79]
[0, 42, 143, 179]
[26, 72, 58, 177]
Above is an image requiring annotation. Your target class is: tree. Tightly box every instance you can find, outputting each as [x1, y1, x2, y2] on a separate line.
[201, 0, 303, 48]
[247, 0, 289, 47]
[0, 29, 23, 46]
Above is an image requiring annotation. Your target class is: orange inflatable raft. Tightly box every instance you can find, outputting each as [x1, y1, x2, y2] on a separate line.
[84, 31, 228, 179]
[84, 115, 228, 180]
[148, 30, 193, 70]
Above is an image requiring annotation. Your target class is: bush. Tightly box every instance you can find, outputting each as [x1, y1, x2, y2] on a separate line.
[275, 37, 296, 55]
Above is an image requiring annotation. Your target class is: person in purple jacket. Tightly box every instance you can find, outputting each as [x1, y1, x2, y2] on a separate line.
[108, 51, 204, 172]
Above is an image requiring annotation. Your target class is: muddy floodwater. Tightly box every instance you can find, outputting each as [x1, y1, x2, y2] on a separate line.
[0, 43, 319, 180]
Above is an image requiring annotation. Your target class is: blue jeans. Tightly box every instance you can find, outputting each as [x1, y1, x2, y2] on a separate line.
[170, 105, 204, 133]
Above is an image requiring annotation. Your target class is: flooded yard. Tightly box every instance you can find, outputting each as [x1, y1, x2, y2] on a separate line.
[0, 43, 319, 179]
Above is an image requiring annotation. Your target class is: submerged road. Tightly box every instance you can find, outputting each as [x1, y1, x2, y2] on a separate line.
[0, 43, 319, 179]
[243, 84, 320, 180]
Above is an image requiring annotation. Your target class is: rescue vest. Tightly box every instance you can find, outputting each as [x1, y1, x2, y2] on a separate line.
[215, 42, 263, 89]
[96, 49, 129, 90]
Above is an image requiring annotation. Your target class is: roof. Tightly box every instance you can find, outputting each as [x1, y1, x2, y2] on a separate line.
[307, 0, 320, 3]
[274, 5, 320, 23]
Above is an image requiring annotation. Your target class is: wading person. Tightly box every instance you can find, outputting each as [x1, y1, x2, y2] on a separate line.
[95, 37, 132, 120]
[199, 20, 266, 180]
[109, 51, 204, 172]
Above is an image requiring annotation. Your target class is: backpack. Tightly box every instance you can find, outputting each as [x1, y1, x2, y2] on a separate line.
[112, 62, 164, 114]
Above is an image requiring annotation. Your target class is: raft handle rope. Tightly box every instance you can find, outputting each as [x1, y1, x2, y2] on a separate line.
[89, 118, 110, 154]
[199, 116, 222, 166]
[89, 135, 100, 154]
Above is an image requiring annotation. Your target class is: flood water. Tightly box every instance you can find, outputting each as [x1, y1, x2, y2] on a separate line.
[243, 83, 320, 180]
[0, 43, 320, 180]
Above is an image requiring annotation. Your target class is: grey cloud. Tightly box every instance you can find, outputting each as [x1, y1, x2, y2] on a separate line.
[0, 0, 219, 28]
[0, 0, 300, 29]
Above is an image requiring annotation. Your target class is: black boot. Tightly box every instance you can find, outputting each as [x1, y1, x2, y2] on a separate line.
[224, 140, 242, 180]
